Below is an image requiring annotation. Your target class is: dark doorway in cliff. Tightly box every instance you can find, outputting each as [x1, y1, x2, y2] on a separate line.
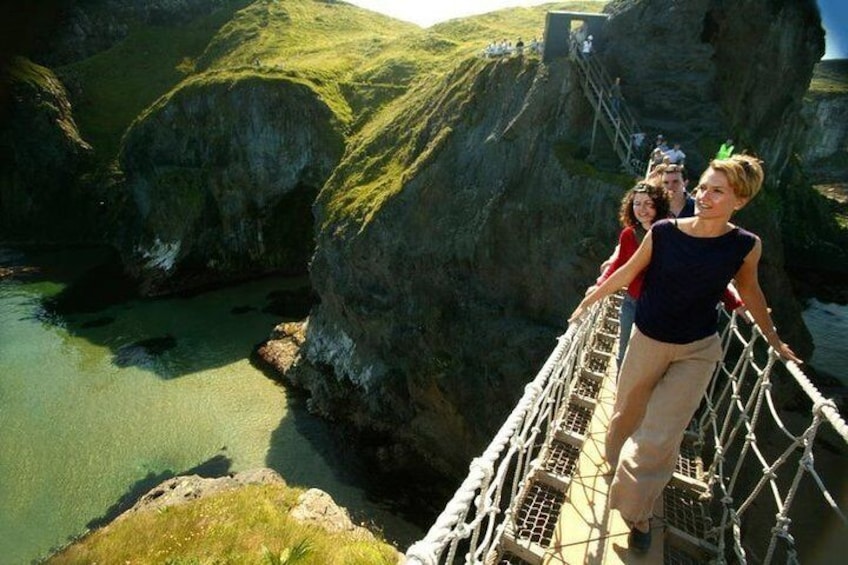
[263, 182, 318, 276]
[700, 8, 723, 47]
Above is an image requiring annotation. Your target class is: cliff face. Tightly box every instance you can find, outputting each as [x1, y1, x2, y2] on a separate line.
[300, 57, 627, 476]
[801, 93, 848, 166]
[601, 0, 824, 175]
[0, 57, 96, 242]
[297, 0, 823, 477]
[117, 76, 345, 294]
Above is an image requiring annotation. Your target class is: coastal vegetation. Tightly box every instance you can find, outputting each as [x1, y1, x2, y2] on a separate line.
[809, 58, 848, 96]
[58, 0, 603, 162]
[47, 483, 398, 565]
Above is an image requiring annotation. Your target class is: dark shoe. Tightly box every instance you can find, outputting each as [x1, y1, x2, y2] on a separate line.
[628, 526, 651, 553]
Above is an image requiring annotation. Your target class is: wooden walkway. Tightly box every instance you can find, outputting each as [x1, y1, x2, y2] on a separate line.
[543, 356, 664, 564]
[497, 302, 713, 565]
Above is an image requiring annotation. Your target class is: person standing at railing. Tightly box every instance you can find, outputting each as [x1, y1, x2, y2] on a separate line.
[666, 143, 686, 166]
[582, 34, 593, 57]
[611, 76, 623, 121]
[568, 154, 800, 554]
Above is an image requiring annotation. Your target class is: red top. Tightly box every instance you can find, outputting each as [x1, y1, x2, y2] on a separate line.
[597, 226, 644, 299]
[597, 225, 744, 311]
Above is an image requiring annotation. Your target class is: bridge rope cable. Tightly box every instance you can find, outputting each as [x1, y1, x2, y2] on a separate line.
[404, 298, 847, 564]
[404, 301, 602, 565]
[694, 308, 847, 563]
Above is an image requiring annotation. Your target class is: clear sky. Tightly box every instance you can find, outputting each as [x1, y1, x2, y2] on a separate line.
[345, 0, 846, 60]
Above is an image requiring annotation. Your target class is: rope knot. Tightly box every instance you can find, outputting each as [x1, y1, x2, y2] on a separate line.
[813, 398, 837, 416]
[799, 452, 815, 471]
[469, 457, 493, 483]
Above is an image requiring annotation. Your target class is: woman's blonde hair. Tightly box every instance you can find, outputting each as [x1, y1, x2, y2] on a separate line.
[708, 154, 764, 200]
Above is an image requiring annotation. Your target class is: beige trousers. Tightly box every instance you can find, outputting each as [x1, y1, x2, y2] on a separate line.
[606, 328, 722, 529]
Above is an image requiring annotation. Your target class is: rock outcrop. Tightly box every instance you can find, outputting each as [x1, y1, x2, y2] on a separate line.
[0, 57, 96, 242]
[124, 468, 284, 517]
[601, 0, 824, 177]
[292, 0, 824, 479]
[117, 75, 345, 294]
[801, 91, 848, 171]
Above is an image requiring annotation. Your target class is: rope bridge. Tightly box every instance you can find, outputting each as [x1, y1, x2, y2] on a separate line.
[404, 296, 848, 564]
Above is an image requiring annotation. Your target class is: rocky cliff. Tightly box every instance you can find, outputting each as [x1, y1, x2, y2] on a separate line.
[290, 0, 824, 478]
[116, 74, 345, 294]
[601, 0, 824, 175]
[801, 59, 848, 173]
[0, 57, 96, 242]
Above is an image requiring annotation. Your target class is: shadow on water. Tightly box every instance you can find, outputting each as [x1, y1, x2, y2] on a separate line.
[85, 453, 233, 530]
[5, 246, 316, 380]
[252, 356, 443, 548]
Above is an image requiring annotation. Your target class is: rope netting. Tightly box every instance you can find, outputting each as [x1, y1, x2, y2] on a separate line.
[404, 299, 604, 565]
[694, 308, 848, 563]
[404, 298, 848, 564]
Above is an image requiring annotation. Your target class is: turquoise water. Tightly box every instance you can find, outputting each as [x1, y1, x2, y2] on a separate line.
[802, 298, 848, 385]
[0, 248, 421, 564]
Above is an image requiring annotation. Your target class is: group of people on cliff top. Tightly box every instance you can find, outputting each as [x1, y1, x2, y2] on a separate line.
[569, 143, 801, 554]
[482, 37, 542, 57]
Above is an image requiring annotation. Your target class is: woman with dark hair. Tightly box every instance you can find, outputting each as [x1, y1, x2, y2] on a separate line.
[594, 182, 669, 368]
[570, 155, 800, 554]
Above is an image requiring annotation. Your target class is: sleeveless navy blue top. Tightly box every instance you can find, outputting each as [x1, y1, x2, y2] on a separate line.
[635, 219, 757, 344]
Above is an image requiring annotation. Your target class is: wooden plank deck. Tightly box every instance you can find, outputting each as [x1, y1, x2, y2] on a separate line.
[542, 358, 665, 565]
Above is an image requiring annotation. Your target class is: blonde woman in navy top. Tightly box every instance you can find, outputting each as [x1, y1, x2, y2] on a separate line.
[569, 154, 800, 554]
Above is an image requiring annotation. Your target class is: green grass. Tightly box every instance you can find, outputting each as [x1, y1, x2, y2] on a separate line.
[47, 483, 398, 565]
[60, 0, 606, 164]
[59, 0, 254, 162]
[808, 58, 848, 95]
[57, 0, 608, 230]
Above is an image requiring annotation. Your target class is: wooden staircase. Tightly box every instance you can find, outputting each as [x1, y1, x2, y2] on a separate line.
[567, 38, 648, 179]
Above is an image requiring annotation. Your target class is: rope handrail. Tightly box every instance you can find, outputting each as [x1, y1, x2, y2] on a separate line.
[404, 300, 603, 564]
[697, 308, 847, 563]
[405, 299, 847, 564]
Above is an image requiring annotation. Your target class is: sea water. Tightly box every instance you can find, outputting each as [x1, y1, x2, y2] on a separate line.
[0, 248, 421, 564]
[802, 298, 848, 385]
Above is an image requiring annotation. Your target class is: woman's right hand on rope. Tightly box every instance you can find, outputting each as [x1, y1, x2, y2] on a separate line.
[768, 335, 802, 364]
[568, 304, 586, 323]
[568, 294, 593, 323]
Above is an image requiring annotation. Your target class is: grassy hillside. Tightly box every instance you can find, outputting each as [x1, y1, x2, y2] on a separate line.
[58, 0, 254, 162]
[58, 0, 606, 163]
[809, 58, 848, 95]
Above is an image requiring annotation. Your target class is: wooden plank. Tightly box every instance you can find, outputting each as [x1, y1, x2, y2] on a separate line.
[542, 347, 665, 564]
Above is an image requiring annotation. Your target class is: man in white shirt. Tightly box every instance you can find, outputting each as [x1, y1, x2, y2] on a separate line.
[666, 143, 686, 165]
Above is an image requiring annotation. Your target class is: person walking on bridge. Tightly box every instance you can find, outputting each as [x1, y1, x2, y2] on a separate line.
[568, 154, 800, 554]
